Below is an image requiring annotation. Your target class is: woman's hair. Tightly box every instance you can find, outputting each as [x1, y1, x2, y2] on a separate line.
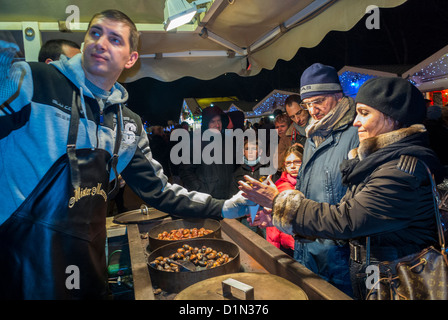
[384, 113, 403, 130]
[282, 144, 303, 171]
[88, 9, 140, 52]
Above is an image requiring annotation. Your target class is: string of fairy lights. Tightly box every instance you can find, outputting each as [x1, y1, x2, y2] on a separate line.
[408, 53, 448, 86]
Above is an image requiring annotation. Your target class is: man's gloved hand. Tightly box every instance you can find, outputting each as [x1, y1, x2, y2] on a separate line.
[222, 191, 258, 219]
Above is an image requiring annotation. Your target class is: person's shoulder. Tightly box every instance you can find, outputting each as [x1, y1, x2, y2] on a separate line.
[28, 61, 68, 85]
[28, 61, 62, 76]
[121, 105, 142, 123]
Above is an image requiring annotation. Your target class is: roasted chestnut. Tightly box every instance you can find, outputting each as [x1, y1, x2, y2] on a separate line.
[150, 244, 233, 272]
[156, 228, 214, 240]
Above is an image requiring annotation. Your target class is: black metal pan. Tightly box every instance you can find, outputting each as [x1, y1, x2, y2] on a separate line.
[147, 238, 241, 293]
[146, 218, 221, 251]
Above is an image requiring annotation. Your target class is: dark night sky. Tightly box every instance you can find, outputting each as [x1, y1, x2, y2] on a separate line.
[123, 0, 448, 126]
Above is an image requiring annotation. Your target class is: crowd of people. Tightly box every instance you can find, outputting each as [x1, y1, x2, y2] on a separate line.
[143, 62, 448, 300]
[1, 9, 447, 300]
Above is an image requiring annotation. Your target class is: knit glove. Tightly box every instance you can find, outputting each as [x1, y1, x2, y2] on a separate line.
[222, 191, 258, 219]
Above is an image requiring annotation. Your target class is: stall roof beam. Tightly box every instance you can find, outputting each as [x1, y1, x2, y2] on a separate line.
[0, 21, 198, 32]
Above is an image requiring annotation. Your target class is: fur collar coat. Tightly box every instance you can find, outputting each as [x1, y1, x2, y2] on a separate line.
[272, 124, 443, 259]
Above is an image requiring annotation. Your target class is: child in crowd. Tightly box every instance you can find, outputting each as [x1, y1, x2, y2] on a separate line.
[266, 145, 303, 256]
[231, 137, 267, 238]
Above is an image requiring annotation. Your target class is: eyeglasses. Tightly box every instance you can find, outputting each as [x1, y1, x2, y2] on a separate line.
[284, 160, 302, 167]
[299, 96, 330, 110]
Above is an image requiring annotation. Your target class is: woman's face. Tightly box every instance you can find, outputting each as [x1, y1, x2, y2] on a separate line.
[284, 153, 301, 177]
[275, 121, 289, 138]
[354, 104, 396, 141]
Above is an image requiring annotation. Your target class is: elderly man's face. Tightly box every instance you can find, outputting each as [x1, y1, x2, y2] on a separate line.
[301, 94, 339, 121]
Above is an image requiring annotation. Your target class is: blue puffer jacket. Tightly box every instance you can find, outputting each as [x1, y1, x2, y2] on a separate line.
[294, 97, 359, 297]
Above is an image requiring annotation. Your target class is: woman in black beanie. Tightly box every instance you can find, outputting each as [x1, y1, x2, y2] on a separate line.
[240, 77, 445, 299]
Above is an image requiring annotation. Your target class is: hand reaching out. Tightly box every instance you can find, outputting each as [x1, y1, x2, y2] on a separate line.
[238, 175, 279, 209]
[248, 207, 273, 228]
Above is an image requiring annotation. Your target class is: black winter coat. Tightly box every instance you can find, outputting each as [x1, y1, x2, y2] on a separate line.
[273, 125, 444, 258]
[230, 162, 268, 196]
[179, 134, 235, 200]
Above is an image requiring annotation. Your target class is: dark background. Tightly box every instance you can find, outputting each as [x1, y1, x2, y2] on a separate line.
[123, 0, 448, 126]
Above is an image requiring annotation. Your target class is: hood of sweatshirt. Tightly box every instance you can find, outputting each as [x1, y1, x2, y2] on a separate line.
[50, 53, 129, 107]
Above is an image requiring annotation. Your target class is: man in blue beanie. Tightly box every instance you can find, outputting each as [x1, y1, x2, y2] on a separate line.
[294, 63, 359, 296]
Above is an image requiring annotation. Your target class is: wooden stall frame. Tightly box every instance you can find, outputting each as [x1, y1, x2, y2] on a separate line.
[126, 218, 352, 300]
[220, 218, 352, 300]
[127, 223, 155, 300]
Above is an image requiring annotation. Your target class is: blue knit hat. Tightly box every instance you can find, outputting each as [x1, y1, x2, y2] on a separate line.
[300, 63, 342, 100]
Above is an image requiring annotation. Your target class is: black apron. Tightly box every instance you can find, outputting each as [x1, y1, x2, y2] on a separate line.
[0, 91, 122, 299]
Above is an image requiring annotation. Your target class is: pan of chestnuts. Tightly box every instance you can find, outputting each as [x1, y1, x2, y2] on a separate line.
[147, 238, 241, 293]
[146, 218, 222, 251]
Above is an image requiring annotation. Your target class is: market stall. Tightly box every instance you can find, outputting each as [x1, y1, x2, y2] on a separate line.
[402, 45, 448, 106]
[248, 89, 299, 123]
[179, 96, 256, 129]
[106, 213, 352, 300]
[337, 65, 401, 97]
[0, 0, 406, 82]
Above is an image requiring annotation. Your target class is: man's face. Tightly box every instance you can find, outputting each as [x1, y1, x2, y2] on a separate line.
[82, 16, 138, 89]
[301, 95, 338, 121]
[208, 115, 222, 133]
[286, 102, 309, 127]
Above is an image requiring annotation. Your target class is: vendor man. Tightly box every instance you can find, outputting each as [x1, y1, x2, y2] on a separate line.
[0, 9, 250, 299]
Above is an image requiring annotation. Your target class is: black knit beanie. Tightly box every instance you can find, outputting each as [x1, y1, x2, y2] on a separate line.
[355, 77, 426, 126]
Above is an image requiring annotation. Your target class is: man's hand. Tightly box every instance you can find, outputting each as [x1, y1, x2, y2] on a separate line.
[222, 191, 258, 219]
[238, 175, 279, 209]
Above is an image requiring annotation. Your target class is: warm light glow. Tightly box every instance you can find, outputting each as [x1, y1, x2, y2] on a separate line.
[164, 8, 197, 31]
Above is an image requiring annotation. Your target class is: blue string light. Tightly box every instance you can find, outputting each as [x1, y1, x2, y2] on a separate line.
[339, 71, 376, 97]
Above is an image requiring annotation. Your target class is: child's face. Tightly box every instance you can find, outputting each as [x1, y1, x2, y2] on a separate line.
[244, 142, 258, 161]
[275, 121, 289, 138]
[284, 153, 302, 177]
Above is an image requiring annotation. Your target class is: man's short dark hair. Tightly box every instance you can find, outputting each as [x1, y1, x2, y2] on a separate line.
[88, 9, 140, 52]
[284, 94, 302, 107]
[38, 39, 80, 62]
